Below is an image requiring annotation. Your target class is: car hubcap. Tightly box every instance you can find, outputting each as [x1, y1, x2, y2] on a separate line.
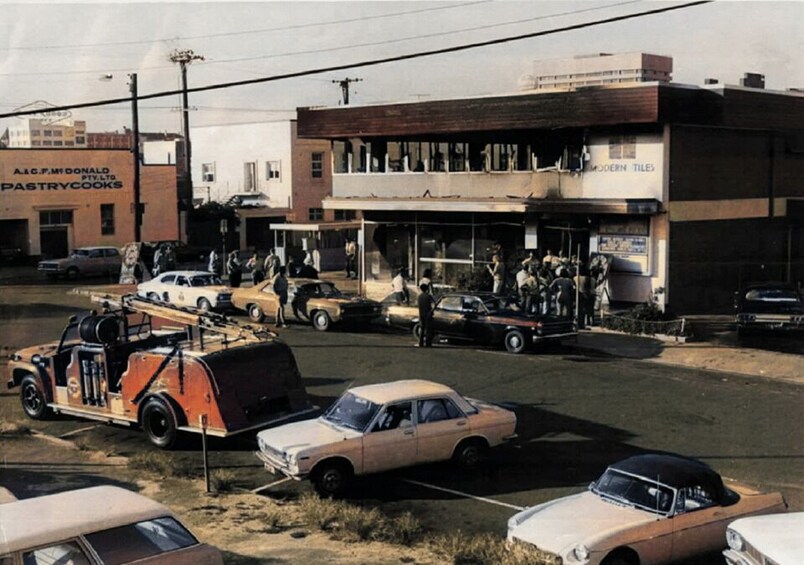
[509, 335, 521, 349]
[149, 413, 168, 437]
[23, 385, 41, 412]
[322, 470, 342, 492]
[463, 447, 479, 467]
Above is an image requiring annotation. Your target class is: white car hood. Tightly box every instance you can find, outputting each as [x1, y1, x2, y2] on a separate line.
[256, 418, 361, 454]
[729, 512, 804, 564]
[510, 491, 658, 555]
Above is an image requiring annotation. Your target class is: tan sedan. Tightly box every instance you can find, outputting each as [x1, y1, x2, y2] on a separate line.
[231, 278, 380, 331]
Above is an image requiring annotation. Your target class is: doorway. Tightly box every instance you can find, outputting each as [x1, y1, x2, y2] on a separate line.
[40, 227, 69, 258]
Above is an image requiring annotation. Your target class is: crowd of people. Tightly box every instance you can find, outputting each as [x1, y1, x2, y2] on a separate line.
[202, 247, 320, 290]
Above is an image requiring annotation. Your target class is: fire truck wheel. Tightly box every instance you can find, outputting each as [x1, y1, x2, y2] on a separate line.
[21, 375, 50, 420]
[248, 304, 264, 323]
[312, 310, 331, 331]
[141, 397, 179, 449]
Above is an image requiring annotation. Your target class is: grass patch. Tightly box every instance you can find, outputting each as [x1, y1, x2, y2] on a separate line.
[429, 532, 560, 565]
[129, 452, 197, 478]
[210, 469, 237, 493]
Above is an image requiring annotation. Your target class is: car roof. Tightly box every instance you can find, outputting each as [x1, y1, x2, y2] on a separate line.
[0, 486, 175, 553]
[158, 270, 216, 277]
[609, 454, 725, 493]
[76, 246, 118, 251]
[350, 379, 456, 404]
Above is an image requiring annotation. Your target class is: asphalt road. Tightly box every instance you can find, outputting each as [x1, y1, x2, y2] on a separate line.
[1, 281, 803, 562]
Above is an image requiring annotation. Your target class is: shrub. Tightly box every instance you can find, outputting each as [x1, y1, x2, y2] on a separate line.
[210, 469, 237, 492]
[429, 531, 560, 565]
[129, 452, 196, 478]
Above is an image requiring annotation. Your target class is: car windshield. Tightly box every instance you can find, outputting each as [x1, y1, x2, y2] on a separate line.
[591, 469, 675, 515]
[190, 275, 222, 287]
[318, 283, 341, 297]
[322, 392, 380, 432]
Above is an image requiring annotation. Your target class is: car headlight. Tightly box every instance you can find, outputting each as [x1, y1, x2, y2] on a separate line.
[572, 544, 590, 561]
[11, 353, 22, 362]
[726, 529, 744, 551]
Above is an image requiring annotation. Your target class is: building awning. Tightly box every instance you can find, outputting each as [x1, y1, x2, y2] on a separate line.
[322, 197, 660, 215]
[236, 206, 290, 219]
[269, 220, 362, 231]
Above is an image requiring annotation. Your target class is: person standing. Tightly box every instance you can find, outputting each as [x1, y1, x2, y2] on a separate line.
[392, 268, 409, 305]
[272, 266, 289, 328]
[152, 245, 167, 277]
[418, 268, 433, 290]
[208, 249, 221, 276]
[164, 243, 176, 271]
[516, 265, 531, 311]
[345, 238, 357, 279]
[247, 252, 264, 285]
[416, 283, 435, 347]
[550, 271, 576, 318]
[263, 248, 281, 281]
[227, 250, 242, 288]
[487, 254, 505, 295]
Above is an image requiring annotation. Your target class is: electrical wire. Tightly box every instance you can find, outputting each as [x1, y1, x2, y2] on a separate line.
[0, 1, 713, 120]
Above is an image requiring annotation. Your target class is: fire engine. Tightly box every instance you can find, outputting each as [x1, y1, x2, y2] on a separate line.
[7, 295, 314, 448]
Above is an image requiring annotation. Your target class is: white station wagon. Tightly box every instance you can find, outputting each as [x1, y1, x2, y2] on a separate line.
[256, 379, 517, 496]
[137, 271, 232, 311]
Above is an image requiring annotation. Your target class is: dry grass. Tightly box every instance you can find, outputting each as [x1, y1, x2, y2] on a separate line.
[129, 452, 197, 478]
[210, 469, 237, 493]
[0, 420, 31, 436]
[428, 532, 561, 565]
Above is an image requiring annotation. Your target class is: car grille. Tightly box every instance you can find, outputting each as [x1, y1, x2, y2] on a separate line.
[38, 262, 59, 271]
[744, 541, 777, 565]
[342, 304, 379, 317]
[217, 293, 233, 304]
[538, 319, 576, 336]
[257, 438, 286, 463]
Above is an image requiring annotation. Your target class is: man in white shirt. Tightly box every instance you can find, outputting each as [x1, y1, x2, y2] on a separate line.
[392, 268, 409, 305]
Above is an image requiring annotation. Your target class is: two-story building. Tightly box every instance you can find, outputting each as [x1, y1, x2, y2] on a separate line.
[296, 82, 804, 313]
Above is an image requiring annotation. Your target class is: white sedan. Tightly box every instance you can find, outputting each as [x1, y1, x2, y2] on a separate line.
[255, 380, 517, 496]
[724, 512, 803, 565]
[137, 271, 233, 311]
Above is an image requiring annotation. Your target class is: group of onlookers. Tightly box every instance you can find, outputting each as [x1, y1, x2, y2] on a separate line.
[206, 248, 319, 289]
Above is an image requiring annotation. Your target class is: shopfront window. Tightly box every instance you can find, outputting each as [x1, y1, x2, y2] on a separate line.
[365, 223, 413, 282]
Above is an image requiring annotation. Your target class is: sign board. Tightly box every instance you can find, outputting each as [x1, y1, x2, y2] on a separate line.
[598, 235, 648, 255]
[14, 100, 72, 126]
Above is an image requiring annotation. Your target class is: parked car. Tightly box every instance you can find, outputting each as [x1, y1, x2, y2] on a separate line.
[7, 295, 313, 448]
[137, 270, 233, 311]
[232, 278, 380, 331]
[387, 291, 577, 353]
[506, 454, 786, 565]
[734, 282, 804, 337]
[0, 485, 223, 564]
[724, 512, 803, 565]
[38, 246, 122, 279]
[255, 379, 517, 496]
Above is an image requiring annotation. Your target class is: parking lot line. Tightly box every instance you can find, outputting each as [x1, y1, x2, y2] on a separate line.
[251, 477, 292, 494]
[402, 479, 525, 511]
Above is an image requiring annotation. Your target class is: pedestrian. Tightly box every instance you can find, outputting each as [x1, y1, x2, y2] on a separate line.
[516, 265, 530, 310]
[416, 283, 435, 347]
[522, 251, 537, 272]
[272, 266, 289, 328]
[345, 238, 357, 278]
[164, 243, 176, 271]
[419, 268, 433, 290]
[247, 252, 264, 285]
[542, 249, 555, 272]
[550, 270, 576, 318]
[208, 249, 221, 276]
[392, 268, 409, 305]
[227, 250, 242, 288]
[487, 254, 505, 295]
[263, 248, 280, 280]
[573, 266, 593, 329]
[152, 244, 167, 277]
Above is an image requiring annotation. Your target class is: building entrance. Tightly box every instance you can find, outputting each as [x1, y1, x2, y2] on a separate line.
[40, 227, 69, 259]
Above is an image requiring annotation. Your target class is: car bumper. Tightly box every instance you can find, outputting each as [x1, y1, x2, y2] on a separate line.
[532, 331, 578, 342]
[254, 450, 306, 480]
[722, 549, 760, 565]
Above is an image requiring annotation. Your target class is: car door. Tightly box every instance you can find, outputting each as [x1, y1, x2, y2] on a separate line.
[671, 486, 736, 561]
[415, 397, 469, 463]
[431, 296, 467, 338]
[173, 275, 192, 306]
[258, 283, 279, 320]
[461, 297, 493, 344]
[104, 248, 121, 274]
[361, 401, 417, 474]
[86, 248, 104, 276]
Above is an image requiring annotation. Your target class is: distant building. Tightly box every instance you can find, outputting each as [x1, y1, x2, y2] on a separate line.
[5, 118, 87, 149]
[522, 52, 673, 91]
[87, 130, 133, 149]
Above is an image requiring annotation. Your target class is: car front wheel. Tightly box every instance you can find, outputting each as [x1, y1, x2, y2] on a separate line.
[197, 297, 212, 312]
[248, 304, 264, 323]
[66, 266, 80, 280]
[312, 310, 331, 331]
[312, 461, 352, 497]
[504, 329, 526, 354]
[21, 375, 50, 420]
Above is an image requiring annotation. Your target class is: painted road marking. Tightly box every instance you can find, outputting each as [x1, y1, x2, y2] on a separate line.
[252, 477, 292, 493]
[402, 479, 525, 511]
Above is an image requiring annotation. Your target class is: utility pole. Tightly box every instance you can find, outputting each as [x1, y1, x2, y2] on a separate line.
[169, 49, 205, 210]
[332, 77, 362, 105]
[129, 73, 142, 242]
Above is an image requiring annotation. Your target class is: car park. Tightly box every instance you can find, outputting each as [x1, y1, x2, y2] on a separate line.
[400, 291, 577, 353]
[38, 246, 122, 279]
[255, 379, 517, 496]
[232, 278, 380, 331]
[734, 282, 804, 337]
[506, 454, 786, 565]
[723, 512, 802, 565]
[0, 485, 223, 564]
[137, 270, 233, 311]
[7, 295, 313, 448]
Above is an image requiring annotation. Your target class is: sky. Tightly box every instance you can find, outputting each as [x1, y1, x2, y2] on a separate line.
[1, 1, 802, 135]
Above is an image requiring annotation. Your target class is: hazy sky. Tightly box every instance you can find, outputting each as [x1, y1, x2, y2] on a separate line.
[1, 1, 802, 134]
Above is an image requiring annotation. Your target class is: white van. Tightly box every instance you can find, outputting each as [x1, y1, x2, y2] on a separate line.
[0, 486, 223, 565]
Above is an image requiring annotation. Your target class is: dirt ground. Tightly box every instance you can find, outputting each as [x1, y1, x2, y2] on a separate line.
[0, 425, 440, 565]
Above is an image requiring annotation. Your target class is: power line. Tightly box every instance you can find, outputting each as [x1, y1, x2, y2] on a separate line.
[0, 1, 713, 120]
[0, 0, 642, 78]
[1, 1, 492, 52]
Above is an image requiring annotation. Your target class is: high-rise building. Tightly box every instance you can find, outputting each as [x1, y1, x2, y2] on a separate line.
[5, 118, 87, 148]
[522, 52, 673, 91]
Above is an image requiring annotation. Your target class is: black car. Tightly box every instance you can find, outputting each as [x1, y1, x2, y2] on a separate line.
[734, 282, 804, 336]
[414, 292, 577, 354]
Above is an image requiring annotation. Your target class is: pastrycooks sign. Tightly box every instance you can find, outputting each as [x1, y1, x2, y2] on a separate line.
[1, 166, 123, 191]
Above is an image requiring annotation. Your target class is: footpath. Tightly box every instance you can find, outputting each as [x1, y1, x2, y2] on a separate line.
[2, 265, 800, 385]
